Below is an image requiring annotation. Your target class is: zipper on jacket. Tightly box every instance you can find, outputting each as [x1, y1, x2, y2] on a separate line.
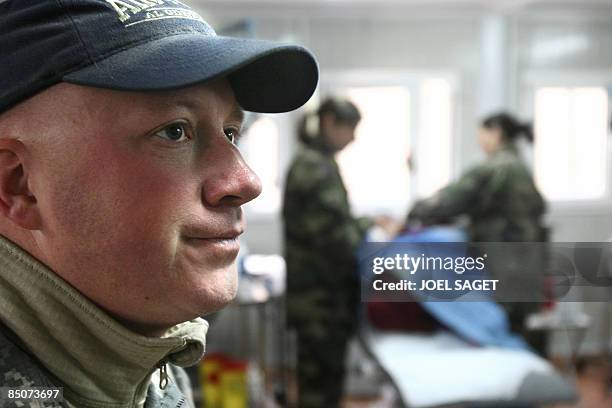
[158, 360, 168, 390]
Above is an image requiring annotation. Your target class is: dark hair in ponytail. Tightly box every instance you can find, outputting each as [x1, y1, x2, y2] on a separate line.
[297, 97, 361, 145]
[481, 112, 533, 143]
[297, 112, 315, 144]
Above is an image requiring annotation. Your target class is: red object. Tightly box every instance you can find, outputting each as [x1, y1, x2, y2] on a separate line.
[366, 272, 440, 332]
[367, 301, 440, 332]
[222, 359, 248, 372]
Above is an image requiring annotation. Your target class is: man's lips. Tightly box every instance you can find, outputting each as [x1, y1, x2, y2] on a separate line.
[182, 220, 244, 239]
[183, 236, 240, 248]
[183, 229, 244, 241]
[182, 227, 244, 256]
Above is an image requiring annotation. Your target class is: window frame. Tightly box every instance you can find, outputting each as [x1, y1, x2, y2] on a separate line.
[522, 69, 612, 214]
[318, 69, 461, 217]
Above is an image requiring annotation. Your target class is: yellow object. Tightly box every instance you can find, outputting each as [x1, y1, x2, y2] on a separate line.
[200, 355, 223, 408]
[220, 360, 248, 408]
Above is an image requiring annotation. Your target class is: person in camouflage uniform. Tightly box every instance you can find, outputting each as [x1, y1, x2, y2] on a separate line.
[409, 112, 547, 352]
[409, 111, 545, 241]
[283, 98, 373, 408]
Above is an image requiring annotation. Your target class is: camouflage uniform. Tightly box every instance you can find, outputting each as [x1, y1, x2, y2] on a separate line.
[409, 143, 547, 352]
[283, 138, 371, 408]
[409, 144, 545, 242]
[0, 324, 193, 408]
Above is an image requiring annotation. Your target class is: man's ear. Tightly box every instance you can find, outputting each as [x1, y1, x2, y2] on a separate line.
[0, 139, 40, 230]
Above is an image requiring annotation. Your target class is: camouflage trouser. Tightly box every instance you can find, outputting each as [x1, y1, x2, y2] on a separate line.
[295, 328, 350, 408]
[287, 288, 358, 408]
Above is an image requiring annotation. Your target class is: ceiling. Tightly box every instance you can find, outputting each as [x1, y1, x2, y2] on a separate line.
[198, 0, 612, 6]
[197, 0, 612, 18]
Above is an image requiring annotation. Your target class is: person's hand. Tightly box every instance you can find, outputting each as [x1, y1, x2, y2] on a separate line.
[374, 215, 404, 237]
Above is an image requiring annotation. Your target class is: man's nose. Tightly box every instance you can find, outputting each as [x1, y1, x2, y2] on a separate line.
[201, 141, 262, 207]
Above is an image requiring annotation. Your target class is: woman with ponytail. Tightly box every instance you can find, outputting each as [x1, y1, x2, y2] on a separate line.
[408, 112, 547, 353]
[282, 97, 375, 408]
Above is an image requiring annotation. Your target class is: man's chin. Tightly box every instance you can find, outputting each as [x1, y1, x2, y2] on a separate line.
[195, 275, 238, 315]
[198, 289, 237, 316]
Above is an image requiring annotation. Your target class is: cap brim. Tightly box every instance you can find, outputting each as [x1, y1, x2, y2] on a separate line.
[63, 33, 318, 113]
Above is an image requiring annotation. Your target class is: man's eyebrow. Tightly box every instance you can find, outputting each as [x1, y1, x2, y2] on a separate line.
[228, 107, 245, 126]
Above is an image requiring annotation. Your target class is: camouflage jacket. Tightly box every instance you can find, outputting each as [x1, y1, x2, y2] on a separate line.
[282, 140, 371, 330]
[410, 144, 546, 242]
[0, 235, 207, 408]
[0, 325, 194, 408]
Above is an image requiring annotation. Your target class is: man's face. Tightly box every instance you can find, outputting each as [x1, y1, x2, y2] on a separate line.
[25, 78, 261, 334]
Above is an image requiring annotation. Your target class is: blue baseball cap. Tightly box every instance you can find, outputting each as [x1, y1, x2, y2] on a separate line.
[0, 0, 319, 114]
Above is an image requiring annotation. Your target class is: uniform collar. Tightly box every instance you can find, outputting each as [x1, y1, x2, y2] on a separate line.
[0, 235, 208, 407]
[491, 142, 518, 156]
[303, 135, 336, 156]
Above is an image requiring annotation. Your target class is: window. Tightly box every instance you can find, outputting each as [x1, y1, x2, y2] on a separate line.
[534, 87, 609, 201]
[336, 86, 412, 216]
[240, 116, 281, 214]
[332, 77, 455, 216]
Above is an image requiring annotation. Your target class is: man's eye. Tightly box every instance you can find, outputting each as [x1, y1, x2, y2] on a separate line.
[154, 123, 189, 142]
[224, 127, 241, 145]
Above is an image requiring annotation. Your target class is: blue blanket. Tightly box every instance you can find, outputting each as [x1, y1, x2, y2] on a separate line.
[359, 226, 529, 350]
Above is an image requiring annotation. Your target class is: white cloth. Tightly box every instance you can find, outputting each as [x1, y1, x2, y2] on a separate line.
[367, 330, 553, 407]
